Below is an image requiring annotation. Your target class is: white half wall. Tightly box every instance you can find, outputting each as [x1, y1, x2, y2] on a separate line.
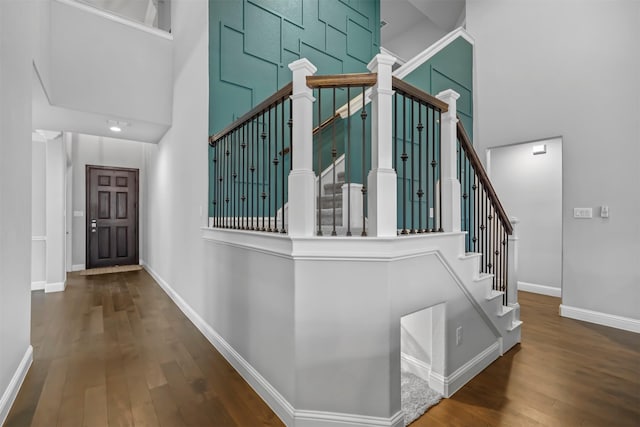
[46, 136, 66, 292]
[466, 0, 640, 323]
[0, 0, 34, 423]
[487, 138, 562, 292]
[70, 133, 146, 268]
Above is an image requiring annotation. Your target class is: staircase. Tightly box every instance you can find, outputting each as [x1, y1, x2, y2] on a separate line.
[318, 171, 344, 230]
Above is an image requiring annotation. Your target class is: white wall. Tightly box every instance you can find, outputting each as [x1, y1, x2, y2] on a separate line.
[383, 20, 447, 62]
[466, 0, 640, 322]
[70, 133, 146, 269]
[0, 0, 34, 423]
[31, 136, 47, 289]
[488, 138, 562, 294]
[46, 136, 66, 291]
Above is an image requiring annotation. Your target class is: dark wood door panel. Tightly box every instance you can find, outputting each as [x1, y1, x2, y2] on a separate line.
[86, 165, 139, 268]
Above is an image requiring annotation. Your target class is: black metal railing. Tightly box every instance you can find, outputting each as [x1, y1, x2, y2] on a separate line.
[209, 83, 293, 233]
[307, 73, 377, 237]
[391, 77, 449, 235]
[457, 121, 513, 303]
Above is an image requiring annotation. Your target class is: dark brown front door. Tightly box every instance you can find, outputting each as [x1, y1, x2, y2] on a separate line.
[86, 165, 139, 269]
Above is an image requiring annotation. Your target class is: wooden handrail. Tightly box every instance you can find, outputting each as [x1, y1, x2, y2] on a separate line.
[456, 120, 513, 235]
[307, 73, 377, 89]
[392, 77, 449, 112]
[209, 82, 293, 145]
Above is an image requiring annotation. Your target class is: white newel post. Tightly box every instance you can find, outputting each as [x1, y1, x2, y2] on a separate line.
[287, 59, 317, 237]
[367, 53, 397, 237]
[508, 217, 520, 313]
[435, 89, 461, 233]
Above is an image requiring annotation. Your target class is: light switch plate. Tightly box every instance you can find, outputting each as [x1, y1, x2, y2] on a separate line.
[574, 208, 592, 219]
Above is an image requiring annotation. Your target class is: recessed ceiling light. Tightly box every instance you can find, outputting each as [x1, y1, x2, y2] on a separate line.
[109, 125, 122, 132]
[107, 119, 128, 133]
[532, 144, 547, 155]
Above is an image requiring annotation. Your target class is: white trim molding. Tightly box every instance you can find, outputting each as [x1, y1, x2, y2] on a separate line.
[518, 281, 561, 297]
[429, 341, 500, 397]
[0, 345, 33, 426]
[401, 352, 431, 383]
[142, 260, 406, 427]
[71, 264, 85, 272]
[31, 281, 46, 291]
[45, 281, 66, 293]
[55, 0, 173, 40]
[560, 305, 640, 334]
[394, 27, 475, 80]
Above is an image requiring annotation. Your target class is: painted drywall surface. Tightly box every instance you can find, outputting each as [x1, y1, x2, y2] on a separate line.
[48, 0, 172, 127]
[466, 0, 640, 319]
[70, 134, 146, 267]
[488, 139, 562, 290]
[401, 306, 433, 367]
[46, 137, 67, 287]
[383, 19, 447, 63]
[294, 251, 496, 417]
[0, 0, 33, 417]
[32, 139, 47, 285]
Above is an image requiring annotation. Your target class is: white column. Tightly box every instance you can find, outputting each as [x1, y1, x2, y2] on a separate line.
[436, 89, 461, 232]
[507, 217, 520, 313]
[367, 53, 397, 237]
[287, 59, 317, 237]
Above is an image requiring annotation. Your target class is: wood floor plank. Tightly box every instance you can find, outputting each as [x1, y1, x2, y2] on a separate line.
[5, 272, 639, 427]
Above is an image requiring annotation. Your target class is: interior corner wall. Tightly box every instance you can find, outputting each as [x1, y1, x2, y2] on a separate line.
[0, 0, 34, 421]
[466, 0, 640, 320]
[70, 134, 146, 269]
[383, 20, 447, 63]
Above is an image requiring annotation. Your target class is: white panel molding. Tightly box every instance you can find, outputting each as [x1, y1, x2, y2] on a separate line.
[54, 0, 173, 40]
[429, 341, 500, 397]
[142, 260, 406, 427]
[394, 27, 475, 80]
[560, 304, 640, 334]
[31, 281, 46, 291]
[45, 281, 66, 293]
[71, 264, 85, 272]
[0, 346, 33, 426]
[519, 281, 561, 297]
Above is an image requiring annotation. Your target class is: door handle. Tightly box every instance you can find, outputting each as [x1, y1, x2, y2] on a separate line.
[91, 219, 97, 232]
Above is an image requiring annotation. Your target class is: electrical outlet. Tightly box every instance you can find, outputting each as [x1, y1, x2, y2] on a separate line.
[456, 326, 462, 346]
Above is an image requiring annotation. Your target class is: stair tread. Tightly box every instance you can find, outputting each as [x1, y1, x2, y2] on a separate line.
[507, 320, 523, 331]
[497, 305, 514, 317]
[486, 290, 504, 301]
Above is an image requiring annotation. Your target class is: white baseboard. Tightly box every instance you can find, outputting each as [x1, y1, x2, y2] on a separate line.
[518, 281, 561, 297]
[401, 352, 431, 383]
[429, 341, 500, 398]
[141, 261, 404, 427]
[31, 281, 46, 291]
[0, 345, 33, 426]
[294, 410, 404, 427]
[71, 264, 85, 272]
[45, 281, 66, 293]
[560, 304, 640, 333]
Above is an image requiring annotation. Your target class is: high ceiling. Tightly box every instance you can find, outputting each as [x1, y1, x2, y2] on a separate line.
[380, 0, 465, 44]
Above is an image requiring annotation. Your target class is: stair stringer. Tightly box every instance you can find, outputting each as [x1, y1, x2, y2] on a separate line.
[429, 232, 522, 356]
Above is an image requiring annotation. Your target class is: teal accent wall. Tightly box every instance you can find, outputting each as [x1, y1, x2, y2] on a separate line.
[208, 0, 380, 135]
[403, 36, 473, 139]
[395, 36, 474, 231]
[209, 0, 380, 215]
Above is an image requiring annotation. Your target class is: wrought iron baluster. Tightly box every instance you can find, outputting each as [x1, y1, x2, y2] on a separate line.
[437, 109, 443, 232]
[317, 89, 323, 236]
[431, 107, 437, 232]
[417, 103, 424, 233]
[346, 86, 352, 237]
[360, 85, 367, 236]
[331, 88, 337, 236]
[273, 104, 279, 232]
[401, 94, 408, 235]
[410, 99, 415, 234]
[261, 112, 267, 231]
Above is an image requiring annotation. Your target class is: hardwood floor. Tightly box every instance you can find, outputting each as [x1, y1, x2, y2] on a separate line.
[5, 272, 640, 426]
[414, 292, 640, 427]
[5, 270, 284, 427]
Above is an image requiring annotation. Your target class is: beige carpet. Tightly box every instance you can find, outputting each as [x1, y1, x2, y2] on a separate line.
[80, 265, 143, 276]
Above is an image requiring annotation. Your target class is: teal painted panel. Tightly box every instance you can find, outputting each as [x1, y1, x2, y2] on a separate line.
[209, 0, 380, 215]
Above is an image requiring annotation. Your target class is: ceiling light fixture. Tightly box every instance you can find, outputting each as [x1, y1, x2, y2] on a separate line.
[532, 144, 547, 155]
[107, 119, 129, 133]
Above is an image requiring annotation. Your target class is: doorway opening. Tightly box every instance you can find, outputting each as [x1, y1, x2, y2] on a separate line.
[487, 137, 563, 297]
[85, 165, 139, 269]
[400, 303, 445, 423]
